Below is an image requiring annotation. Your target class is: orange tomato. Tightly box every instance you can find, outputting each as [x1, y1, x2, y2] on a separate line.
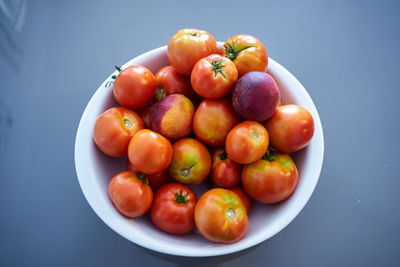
[128, 129, 173, 174]
[93, 107, 144, 157]
[225, 121, 269, 164]
[210, 147, 241, 188]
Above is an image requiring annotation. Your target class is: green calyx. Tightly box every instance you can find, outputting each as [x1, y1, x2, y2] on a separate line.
[211, 59, 226, 78]
[224, 41, 238, 61]
[218, 151, 228, 161]
[154, 85, 167, 101]
[175, 189, 189, 204]
[138, 173, 148, 185]
[262, 148, 275, 162]
[112, 65, 123, 79]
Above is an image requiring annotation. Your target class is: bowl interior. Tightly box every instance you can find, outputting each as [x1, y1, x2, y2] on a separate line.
[75, 45, 324, 257]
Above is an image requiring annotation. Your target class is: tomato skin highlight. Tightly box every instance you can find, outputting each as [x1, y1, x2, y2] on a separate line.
[113, 65, 156, 109]
[264, 104, 315, 153]
[168, 28, 218, 76]
[150, 183, 197, 235]
[229, 187, 252, 214]
[225, 121, 269, 164]
[195, 188, 248, 244]
[128, 129, 173, 175]
[242, 152, 298, 204]
[93, 107, 144, 157]
[108, 171, 153, 218]
[191, 54, 238, 99]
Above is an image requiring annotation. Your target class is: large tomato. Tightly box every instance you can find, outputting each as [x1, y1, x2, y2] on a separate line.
[210, 147, 241, 188]
[108, 171, 153, 217]
[191, 54, 238, 99]
[242, 151, 298, 204]
[93, 107, 144, 157]
[168, 28, 218, 75]
[221, 34, 268, 77]
[128, 129, 173, 174]
[264, 104, 315, 153]
[225, 121, 269, 164]
[195, 188, 248, 244]
[126, 160, 170, 190]
[168, 138, 211, 184]
[113, 65, 156, 109]
[150, 183, 197, 235]
[154, 66, 195, 101]
[193, 98, 240, 146]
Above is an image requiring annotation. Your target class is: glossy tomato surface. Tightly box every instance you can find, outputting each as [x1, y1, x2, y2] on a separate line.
[93, 107, 144, 157]
[168, 138, 211, 184]
[225, 121, 269, 164]
[113, 65, 156, 109]
[210, 147, 241, 188]
[126, 160, 170, 190]
[108, 171, 153, 217]
[167, 28, 218, 75]
[264, 104, 315, 153]
[150, 183, 197, 235]
[154, 66, 195, 101]
[191, 54, 238, 99]
[230, 187, 252, 214]
[221, 34, 268, 77]
[242, 151, 298, 204]
[195, 188, 248, 244]
[128, 129, 173, 174]
[193, 98, 240, 146]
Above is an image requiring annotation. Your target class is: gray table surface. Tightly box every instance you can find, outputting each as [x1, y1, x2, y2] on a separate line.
[1, 0, 399, 266]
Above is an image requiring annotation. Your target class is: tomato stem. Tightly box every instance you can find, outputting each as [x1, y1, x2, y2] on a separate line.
[138, 173, 149, 185]
[154, 85, 167, 101]
[180, 163, 196, 177]
[211, 59, 226, 78]
[175, 189, 189, 204]
[219, 151, 228, 161]
[115, 65, 123, 73]
[224, 40, 238, 61]
[262, 148, 275, 162]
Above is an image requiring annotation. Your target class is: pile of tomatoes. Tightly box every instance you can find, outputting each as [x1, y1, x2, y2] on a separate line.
[93, 29, 315, 244]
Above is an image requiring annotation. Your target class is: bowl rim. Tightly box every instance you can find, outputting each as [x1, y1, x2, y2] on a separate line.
[74, 45, 324, 257]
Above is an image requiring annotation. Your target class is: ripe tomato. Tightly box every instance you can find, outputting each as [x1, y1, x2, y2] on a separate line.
[168, 138, 211, 184]
[264, 104, 314, 153]
[195, 188, 248, 244]
[113, 65, 156, 109]
[150, 183, 197, 235]
[168, 28, 218, 75]
[191, 54, 238, 99]
[221, 34, 268, 77]
[226, 121, 269, 164]
[210, 147, 241, 188]
[93, 107, 144, 157]
[154, 66, 194, 101]
[108, 171, 153, 217]
[242, 151, 298, 204]
[128, 129, 173, 174]
[193, 98, 240, 146]
[126, 160, 170, 189]
[229, 187, 252, 214]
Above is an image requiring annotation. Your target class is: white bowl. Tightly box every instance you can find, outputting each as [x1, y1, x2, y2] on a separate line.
[74, 44, 324, 257]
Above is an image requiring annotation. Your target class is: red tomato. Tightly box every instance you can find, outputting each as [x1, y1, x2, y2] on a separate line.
[154, 66, 195, 101]
[168, 138, 211, 184]
[264, 104, 314, 153]
[113, 66, 156, 109]
[191, 54, 238, 99]
[210, 147, 241, 188]
[221, 34, 268, 77]
[128, 129, 173, 174]
[242, 151, 298, 204]
[93, 107, 144, 157]
[195, 188, 248, 244]
[193, 98, 240, 146]
[225, 121, 269, 164]
[168, 29, 218, 75]
[108, 171, 153, 217]
[126, 160, 170, 190]
[150, 183, 197, 235]
[230, 187, 252, 214]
